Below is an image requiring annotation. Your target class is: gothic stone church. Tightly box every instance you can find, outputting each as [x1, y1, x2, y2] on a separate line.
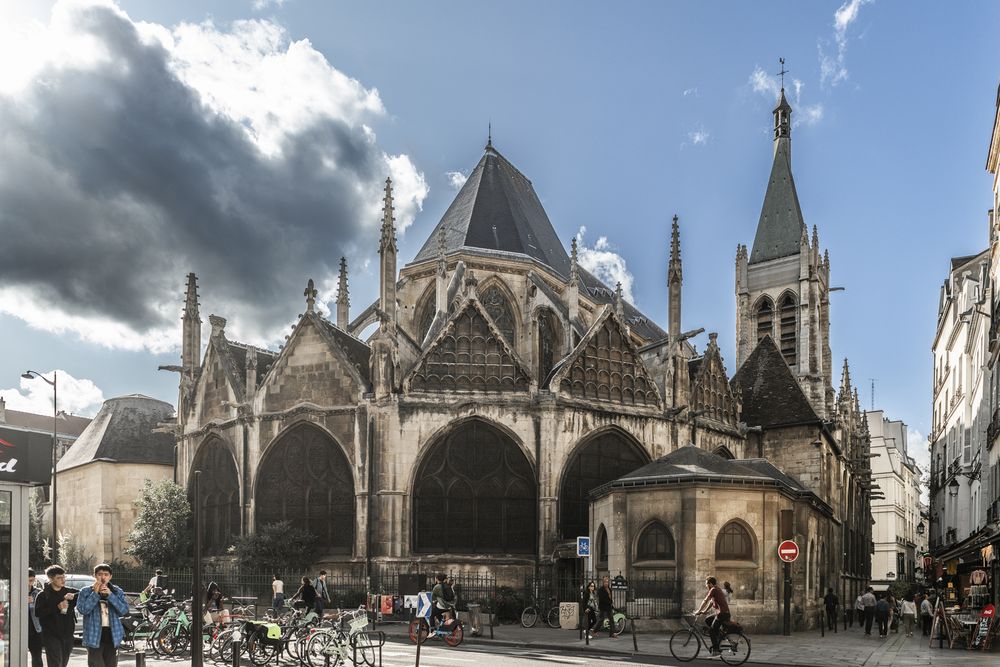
[171, 91, 873, 629]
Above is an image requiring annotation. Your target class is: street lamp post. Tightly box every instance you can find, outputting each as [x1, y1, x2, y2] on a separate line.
[22, 370, 57, 557]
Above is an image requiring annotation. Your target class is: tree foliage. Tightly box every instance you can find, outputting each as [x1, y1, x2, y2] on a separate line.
[231, 521, 318, 573]
[125, 479, 192, 567]
[27, 490, 49, 568]
[57, 531, 94, 573]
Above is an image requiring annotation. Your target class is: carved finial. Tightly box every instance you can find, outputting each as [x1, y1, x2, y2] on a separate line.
[812, 224, 819, 249]
[208, 314, 226, 337]
[379, 177, 396, 254]
[336, 258, 349, 307]
[570, 237, 579, 286]
[669, 214, 682, 284]
[183, 272, 200, 319]
[840, 358, 852, 395]
[614, 282, 624, 317]
[304, 278, 317, 313]
[824, 248, 830, 268]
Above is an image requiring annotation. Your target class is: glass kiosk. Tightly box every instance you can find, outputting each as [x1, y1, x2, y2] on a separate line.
[0, 425, 57, 667]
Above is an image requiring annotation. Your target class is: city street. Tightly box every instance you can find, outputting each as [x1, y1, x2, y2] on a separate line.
[58, 625, 997, 667]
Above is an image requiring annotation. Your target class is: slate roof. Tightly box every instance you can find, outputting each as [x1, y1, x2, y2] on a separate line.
[950, 252, 985, 272]
[749, 138, 805, 264]
[56, 395, 175, 472]
[730, 335, 820, 428]
[613, 445, 775, 485]
[408, 145, 667, 342]
[0, 407, 91, 438]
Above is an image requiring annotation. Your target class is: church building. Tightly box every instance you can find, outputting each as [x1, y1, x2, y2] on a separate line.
[168, 87, 873, 630]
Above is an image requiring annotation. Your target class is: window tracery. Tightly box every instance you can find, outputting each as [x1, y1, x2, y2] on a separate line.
[413, 420, 536, 554]
[755, 297, 774, 342]
[256, 425, 355, 554]
[779, 294, 797, 365]
[636, 521, 676, 561]
[716, 521, 755, 561]
[192, 438, 240, 556]
[480, 284, 517, 345]
[559, 318, 658, 407]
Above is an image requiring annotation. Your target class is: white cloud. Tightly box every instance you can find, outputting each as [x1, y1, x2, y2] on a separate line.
[445, 171, 468, 189]
[0, 370, 105, 417]
[252, 0, 288, 10]
[575, 227, 635, 303]
[682, 87, 698, 97]
[688, 130, 710, 145]
[820, 0, 872, 87]
[0, 0, 428, 352]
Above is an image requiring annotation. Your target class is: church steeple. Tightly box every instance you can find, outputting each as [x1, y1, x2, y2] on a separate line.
[379, 177, 397, 325]
[668, 214, 682, 338]
[182, 272, 201, 374]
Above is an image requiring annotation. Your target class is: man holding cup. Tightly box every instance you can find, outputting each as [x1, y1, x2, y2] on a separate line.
[34, 565, 78, 667]
[76, 564, 129, 666]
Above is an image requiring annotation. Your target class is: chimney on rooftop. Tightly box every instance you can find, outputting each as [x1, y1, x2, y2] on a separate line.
[0, 396, 5, 423]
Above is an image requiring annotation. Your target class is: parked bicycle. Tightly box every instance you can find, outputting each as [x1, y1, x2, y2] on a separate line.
[668, 612, 750, 665]
[521, 595, 561, 628]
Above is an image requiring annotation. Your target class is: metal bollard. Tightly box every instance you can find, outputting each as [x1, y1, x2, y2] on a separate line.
[820, 610, 825, 637]
[135, 651, 146, 667]
[630, 617, 638, 652]
[231, 639, 241, 667]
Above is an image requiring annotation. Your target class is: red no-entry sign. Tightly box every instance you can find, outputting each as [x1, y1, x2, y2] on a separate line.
[778, 540, 799, 563]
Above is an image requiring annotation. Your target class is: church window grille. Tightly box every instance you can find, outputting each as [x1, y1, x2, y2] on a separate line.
[255, 425, 354, 554]
[191, 438, 241, 556]
[755, 298, 774, 342]
[716, 521, 754, 561]
[417, 299, 436, 343]
[410, 304, 530, 392]
[559, 319, 658, 407]
[636, 522, 675, 561]
[480, 284, 517, 345]
[538, 310, 560, 384]
[596, 524, 608, 569]
[413, 420, 536, 554]
[779, 294, 797, 365]
[559, 431, 648, 539]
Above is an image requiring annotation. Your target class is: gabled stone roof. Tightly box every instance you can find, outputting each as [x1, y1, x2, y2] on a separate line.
[731, 335, 820, 428]
[56, 395, 175, 472]
[750, 139, 805, 264]
[313, 315, 372, 386]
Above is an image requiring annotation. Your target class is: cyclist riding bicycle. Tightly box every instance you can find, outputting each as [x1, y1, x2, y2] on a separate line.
[694, 576, 731, 656]
[430, 574, 450, 628]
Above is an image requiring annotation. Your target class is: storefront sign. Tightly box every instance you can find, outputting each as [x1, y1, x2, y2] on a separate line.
[0, 426, 54, 485]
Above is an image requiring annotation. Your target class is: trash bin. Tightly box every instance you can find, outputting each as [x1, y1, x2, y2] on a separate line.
[467, 603, 482, 636]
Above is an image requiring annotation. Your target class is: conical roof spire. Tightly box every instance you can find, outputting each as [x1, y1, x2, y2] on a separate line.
[183, 272, 200, 320]
[668, 214, 682, 284]
[840, 358, 852, 396]
[569, 236, 580, 286]
[336, 257, 349, 307]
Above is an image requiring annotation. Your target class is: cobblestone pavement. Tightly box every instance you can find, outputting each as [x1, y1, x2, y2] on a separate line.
[58, 623, 997, 666]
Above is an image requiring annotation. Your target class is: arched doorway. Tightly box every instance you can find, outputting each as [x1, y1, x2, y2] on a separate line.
[559, 430, 649, 539]
[191, 437, 241, 555]
[412, 419, 536, 554]
[255, 424, 355, 554]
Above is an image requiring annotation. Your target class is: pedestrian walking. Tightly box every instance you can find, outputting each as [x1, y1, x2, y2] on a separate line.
[723, 582, 733, 604]
[861, 587, 876, 635]
[34, 564, 78, 667]
[582, 581, 598, 639]
[76, 563, 129, 667]
[597, 576, 619, 639]
[272, 573, 285, 613]
[822, 588, 838, 630]
[28, 569, 43, 667]
[875, 594, 890, 638]
[852, 592, 864, 629]
[291, 576, 317, 612]
[920, 594, 934, 636]
[886, 591, 897, 633]
[900, 595, 916, 637]
[314, 570, 332, 616]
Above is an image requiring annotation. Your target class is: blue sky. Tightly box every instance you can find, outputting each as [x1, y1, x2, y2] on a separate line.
[1, 0, 998, 471]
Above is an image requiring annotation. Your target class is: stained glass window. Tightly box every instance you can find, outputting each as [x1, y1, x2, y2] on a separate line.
[191, 437, 241, 556]
[413, 420, 536, 554]
[255, 425, 355, 554]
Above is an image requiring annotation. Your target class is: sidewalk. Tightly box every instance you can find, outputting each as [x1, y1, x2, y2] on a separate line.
[377, 620, 999, 666]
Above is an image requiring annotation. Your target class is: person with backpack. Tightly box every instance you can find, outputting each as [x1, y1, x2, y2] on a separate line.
[822, 588, 839, 630]
[430, 574, 450, 628]
[442, 576, 458, 620]
[875, 593, 890, 638]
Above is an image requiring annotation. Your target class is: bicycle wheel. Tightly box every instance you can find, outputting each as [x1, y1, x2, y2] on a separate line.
[668, 629, 700, 662]
[520, 607, 538, 628]
[613, 615, 627, 636]
[305, 631, 341, 667]
[352, 632, 377, 664]
[247, 637, 278, 666]
[157, 625, 191, 657]
[408, 618, 430, 644]
[719, 632, 751, 666]
[545, 606, 561, 629]
[443, 622, 464, 647]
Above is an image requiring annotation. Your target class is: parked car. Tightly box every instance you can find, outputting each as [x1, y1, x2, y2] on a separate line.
[34, 572, 96, 639]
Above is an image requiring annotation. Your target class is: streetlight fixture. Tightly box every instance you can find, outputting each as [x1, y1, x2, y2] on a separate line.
[948, 478, 960, 498]
[917, 521, 926, 536]
[22, 370, 57, 557]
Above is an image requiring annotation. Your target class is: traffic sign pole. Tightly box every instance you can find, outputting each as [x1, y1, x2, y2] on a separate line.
[777, 539, 798, 637]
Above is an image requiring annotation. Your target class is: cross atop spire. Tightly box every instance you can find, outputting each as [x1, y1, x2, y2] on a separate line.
[485, 121, 497, 155]
[304, 278, 317, 313]
[778, 57, 788, 91]
[379, 177, 396, 254]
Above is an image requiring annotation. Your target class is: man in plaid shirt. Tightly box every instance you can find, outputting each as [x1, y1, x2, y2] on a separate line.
[76, 564, 129, 666]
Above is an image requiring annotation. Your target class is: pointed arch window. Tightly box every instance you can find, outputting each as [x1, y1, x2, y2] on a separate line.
[779, 294, 797, 365]
[480, 284, 517, 345]
[596, 524, 608, 569]
[636, 521, 675, 561]
[537, 309, 562, 384]
[755, 298, 774, 343]
[191, 438, 240, 556]
[716, 521, 755, 561]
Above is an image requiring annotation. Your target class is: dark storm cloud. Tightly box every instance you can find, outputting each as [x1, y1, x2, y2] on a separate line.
[0, 2, 420, 345]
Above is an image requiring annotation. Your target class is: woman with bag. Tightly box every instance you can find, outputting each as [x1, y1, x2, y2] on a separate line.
[582, 581, 599, 639]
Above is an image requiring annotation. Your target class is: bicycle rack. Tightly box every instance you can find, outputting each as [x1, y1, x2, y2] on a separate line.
[351, 630, 386, 667]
